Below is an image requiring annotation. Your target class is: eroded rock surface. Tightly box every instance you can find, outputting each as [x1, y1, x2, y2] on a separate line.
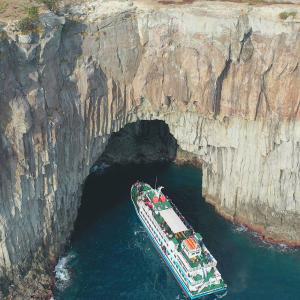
[0, 0, 300, 296]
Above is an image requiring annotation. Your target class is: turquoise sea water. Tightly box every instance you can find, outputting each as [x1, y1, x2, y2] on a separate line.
[55, 163, 300, 300]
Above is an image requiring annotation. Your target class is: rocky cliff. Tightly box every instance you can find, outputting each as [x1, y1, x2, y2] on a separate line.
[0, 0, 299, 296]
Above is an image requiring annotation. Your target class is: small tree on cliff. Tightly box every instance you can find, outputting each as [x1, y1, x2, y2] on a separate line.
[27, 6, 39, 20]
[17, 6, 39, 34]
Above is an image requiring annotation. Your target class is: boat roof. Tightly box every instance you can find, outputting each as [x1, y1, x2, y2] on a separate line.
[159, 208, 188, 234]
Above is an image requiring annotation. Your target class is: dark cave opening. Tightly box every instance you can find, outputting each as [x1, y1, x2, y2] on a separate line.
[98, 120, 178, 165]
[73, 120, 178, 235]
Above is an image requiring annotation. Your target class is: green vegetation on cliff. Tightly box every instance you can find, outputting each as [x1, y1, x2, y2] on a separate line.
[17, 6, 39, 34]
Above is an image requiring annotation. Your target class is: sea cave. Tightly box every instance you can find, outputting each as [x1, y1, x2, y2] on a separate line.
[0, 0, 300, 298]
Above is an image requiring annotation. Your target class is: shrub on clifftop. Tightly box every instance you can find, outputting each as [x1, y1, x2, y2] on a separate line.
[27, 6, 39, 20]
[18, 18, 36, 34]
[17, 6, 40, 34]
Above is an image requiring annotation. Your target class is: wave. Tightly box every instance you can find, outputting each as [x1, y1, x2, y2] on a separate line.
[232, 224, 296, 253]
[134, 227, 146, 236]
[257, 239, 296, 253]
[233, 225, 247, 233]
[54, 252, 76, 291]
[90, 162, 110, 174]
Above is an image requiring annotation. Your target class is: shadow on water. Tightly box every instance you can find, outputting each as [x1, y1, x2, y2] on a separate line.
[72, 163, 171, 239]
[56, 163, 300, 300]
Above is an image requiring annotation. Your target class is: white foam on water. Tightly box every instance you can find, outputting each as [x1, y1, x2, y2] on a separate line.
[234, 225, 247, 233]
[134, 228, 146, 236]
[216, 290, 228, 298]
[133, 224, 147, 236]
[233, 224, 297, 253]
[231, 223, 298, 253]
[54, 252, 76, 291]
[90, 162, 110, 174]
[259, 241, 296, 253]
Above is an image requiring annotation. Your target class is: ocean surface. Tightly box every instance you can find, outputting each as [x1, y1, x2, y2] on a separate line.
[54, 163, 300, 300]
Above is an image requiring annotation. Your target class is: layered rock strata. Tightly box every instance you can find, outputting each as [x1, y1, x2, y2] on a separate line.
[0, 0, 299, 296]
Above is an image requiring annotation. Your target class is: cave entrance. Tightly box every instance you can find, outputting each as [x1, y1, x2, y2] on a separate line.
[73, 120, 178, 234]
[61, 122, 207, 299]
[98, 119, 178, 165]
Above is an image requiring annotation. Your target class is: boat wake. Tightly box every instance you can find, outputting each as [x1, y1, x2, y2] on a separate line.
[54, 252, 76, 291]
[133, 226, 147, 236]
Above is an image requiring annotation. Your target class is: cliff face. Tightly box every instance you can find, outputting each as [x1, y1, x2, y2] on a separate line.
[0, 0, 299, 296]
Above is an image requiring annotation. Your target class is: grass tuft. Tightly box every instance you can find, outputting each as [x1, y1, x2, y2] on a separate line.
[279, 11, 297, 20]
[0, 1, 8, 14]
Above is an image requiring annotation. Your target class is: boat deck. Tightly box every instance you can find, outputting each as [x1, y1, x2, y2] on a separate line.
[154, 201, 172, 211]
